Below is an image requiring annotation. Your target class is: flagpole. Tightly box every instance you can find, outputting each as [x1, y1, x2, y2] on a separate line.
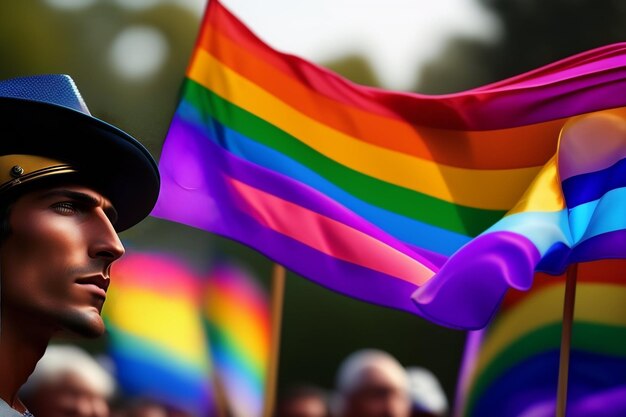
[263, 264, 286, 417]
[211, 373, 230, 417]
[556, 263, 578, 417]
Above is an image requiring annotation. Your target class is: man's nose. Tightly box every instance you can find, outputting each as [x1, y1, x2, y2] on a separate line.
[88, 209, 125, 262]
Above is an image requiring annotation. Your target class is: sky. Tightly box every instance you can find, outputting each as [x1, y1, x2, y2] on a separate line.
[217, 0, 501, 90]
[45, 0, 501, 90]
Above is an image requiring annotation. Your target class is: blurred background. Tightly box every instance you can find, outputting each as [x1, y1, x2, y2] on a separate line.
[3, 0, 626, 413]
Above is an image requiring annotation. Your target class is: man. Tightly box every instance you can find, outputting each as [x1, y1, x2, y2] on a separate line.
[333, 349, 411, 417]
[0, 74, 159, 416]
[20, 345, 115, 417]
[276, 385, 330, 417]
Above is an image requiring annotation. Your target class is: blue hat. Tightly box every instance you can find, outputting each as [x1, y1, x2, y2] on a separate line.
[0, 74, 160, 231]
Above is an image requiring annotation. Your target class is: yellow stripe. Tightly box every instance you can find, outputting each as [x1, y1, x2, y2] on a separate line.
[188, 51, 544, 211]
[506, 157, 565, 214]
[106, 287, 209, 366]
[475, 283, 626, 376]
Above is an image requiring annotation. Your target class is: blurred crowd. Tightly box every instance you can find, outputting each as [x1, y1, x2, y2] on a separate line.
[22, 346, 447, 417]
[276, 349, 448, 417]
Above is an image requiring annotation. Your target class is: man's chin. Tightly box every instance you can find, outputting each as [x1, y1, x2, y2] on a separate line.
[56, 308, 106, 339]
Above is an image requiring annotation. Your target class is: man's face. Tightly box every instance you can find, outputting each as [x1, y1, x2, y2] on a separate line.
[27, 371, 109, 417]
[278, 395, 328, 417]
[1, 184, 124, 337]
[343, 367, 411, 417]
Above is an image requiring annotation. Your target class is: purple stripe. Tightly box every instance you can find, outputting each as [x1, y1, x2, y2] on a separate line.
[536, 230, 626, 273]
[468, 351, 626, 417]
[153, 116, 427, 315]
[412, 231, 541, 330]
[572, 228, 626, 262]
[454, 330, 486, 417]
[506, 386, 626, 417]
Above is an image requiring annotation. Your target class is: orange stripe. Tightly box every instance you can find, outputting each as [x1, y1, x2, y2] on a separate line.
[196, 23, 570, 169]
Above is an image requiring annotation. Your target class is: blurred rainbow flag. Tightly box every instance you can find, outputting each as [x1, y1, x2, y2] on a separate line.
[203, 262, 271, 417]
[104, 252, 217, 416]
[152, 0, 626, 330]
[457, 260, 626, 417]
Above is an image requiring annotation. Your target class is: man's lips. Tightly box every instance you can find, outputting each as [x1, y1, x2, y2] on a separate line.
[75, 275, 110, 299]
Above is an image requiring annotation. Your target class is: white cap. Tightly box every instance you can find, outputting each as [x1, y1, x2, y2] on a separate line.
[406, 367, 448, 415]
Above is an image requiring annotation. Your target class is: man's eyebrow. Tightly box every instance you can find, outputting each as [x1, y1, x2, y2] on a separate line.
[39, 189, 99, 205]
[39, 189, 119, 224]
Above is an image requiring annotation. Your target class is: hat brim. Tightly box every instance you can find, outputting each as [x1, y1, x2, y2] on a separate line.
[0, 97, 160, 232]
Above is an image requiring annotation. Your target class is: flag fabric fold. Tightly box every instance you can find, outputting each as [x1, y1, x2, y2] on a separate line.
[152, 0, 626, 329]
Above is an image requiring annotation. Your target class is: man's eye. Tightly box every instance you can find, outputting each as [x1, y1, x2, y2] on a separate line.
[52, 202, 78, 214]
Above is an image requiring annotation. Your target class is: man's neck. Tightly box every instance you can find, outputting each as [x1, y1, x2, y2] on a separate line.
[0, 309, 53, 412]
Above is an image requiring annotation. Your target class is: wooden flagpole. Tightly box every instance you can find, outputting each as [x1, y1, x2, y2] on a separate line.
[556, 263, 578, 417]
[262, 264, 286, 417]
[211, 373, 230, 417]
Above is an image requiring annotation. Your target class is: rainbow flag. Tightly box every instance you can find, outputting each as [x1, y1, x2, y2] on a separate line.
[152, 0, 626, 329]
[413, 110, 626, 328]
[203, 262, 270, 417]
[104, 252, 216, 416]
[457, 260, 626, 417]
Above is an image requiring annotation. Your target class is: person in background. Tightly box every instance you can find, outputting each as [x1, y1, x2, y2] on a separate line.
[333, 349, 410, 417]
[276, 385, 331, 417]
[406, 367, 448, 417]
[110, 398, 196, 417]
[20, 345, 114, 417]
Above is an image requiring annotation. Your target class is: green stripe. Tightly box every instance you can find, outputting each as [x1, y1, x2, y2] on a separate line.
[464, 321, 626, 416]
[182, 79, 505, 237]
[203, 320, 265, 386]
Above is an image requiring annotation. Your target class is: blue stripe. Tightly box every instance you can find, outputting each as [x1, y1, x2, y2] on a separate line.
[112, 350, 214, 414]
[484, 185, 626, 267]
[179, 100, 471, 256]
[107, 325, 213, 415]
[482, 210, 571, 255]
[571, 186, 626, 244]
[562, 157, 626, 208]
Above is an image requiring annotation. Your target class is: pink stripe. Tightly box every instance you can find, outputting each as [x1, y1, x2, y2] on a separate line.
[112, 254, 203, 299]
[227, 177, 435, 286]
[469, 44, 626, 91]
